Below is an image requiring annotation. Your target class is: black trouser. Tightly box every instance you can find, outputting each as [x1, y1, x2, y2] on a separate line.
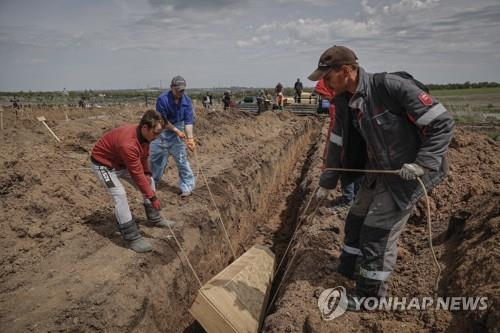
[337, 176, 412, 297]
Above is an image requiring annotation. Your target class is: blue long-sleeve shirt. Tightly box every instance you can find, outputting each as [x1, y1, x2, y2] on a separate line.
[156, 91, 194, 125]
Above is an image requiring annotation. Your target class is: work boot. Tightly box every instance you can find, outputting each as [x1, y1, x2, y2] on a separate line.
[143, 202, 176, 228]
[325, 262, 360, 281]
[336, 260, 361, 281]
[117, 220, 152, 253]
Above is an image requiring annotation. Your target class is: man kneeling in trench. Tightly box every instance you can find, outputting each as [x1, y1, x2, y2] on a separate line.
[90, 110, 176, 253]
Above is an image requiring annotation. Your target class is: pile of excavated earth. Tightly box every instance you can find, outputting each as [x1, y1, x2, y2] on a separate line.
[0, 106, 498, 332]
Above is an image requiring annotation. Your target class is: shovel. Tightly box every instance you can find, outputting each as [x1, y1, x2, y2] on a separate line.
[37, 116, 61, 142]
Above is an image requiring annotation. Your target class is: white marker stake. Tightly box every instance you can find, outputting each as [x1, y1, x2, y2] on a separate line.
[37, 116, 61, 142]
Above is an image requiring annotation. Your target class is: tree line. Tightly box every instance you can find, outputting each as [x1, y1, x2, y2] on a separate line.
[426, 81, 500, 90]
[1, 81, 499, 101]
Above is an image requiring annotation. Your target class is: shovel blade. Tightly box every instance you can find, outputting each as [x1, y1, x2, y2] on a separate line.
[36, 116, 46, 122]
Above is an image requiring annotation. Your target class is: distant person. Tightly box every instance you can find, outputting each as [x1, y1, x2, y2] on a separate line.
[91, 110, 175, 253]
[256, 89, 266, 114]
[78, 97, 85, 109]
[150, 75, 196, 197]
[275, 83, 284, 110]
[10, 96, 20, 118]
[309, 45, 454, 310]
[203, 92, 211, 111]
[315, 78, 359, 211]
[294, 78, 303, 103]
[11, 96, 20, 110]
[223, 90, 231, 110]
[275, 82, 283, 95]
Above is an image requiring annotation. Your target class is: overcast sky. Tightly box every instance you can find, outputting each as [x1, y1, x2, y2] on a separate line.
[1, 0, 499, 91]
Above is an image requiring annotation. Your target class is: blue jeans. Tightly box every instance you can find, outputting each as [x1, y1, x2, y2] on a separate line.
[149, 128, 195, 193]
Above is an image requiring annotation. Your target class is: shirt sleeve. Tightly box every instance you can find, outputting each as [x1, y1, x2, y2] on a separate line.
[384, 75, 455, 171]
[118, 144, 155, 198]
[156, 96, 168, 121]
[184, 100, 195, 125]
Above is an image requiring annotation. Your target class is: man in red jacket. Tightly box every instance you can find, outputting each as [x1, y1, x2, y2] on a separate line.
[91, 110, 175, 253]
[315, 79, 359, 211]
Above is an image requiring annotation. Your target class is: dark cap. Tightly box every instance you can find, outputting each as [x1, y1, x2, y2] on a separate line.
[171, 75, 187, 90]
[307, 45, 358, 81]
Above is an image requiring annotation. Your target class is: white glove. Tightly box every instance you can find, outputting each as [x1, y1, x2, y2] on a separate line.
[399, 163, 425, 180]
[316, 187, 330, 200]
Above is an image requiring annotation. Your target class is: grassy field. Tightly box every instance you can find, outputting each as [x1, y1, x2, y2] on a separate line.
[429, 87, 500, 127]
[430, 86, 500, 97]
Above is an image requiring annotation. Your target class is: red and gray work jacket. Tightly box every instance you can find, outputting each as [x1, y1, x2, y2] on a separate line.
[319, 67, 455, 210]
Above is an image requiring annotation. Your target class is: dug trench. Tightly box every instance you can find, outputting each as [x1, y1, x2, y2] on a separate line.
[262, 127, 499, 333]
[0, 107, 325, 332]
[0, 106, 498, 333]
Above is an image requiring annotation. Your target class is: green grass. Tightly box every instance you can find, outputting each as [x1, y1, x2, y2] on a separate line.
[430, 87, 500, 97]
[488, 132, 500, 141]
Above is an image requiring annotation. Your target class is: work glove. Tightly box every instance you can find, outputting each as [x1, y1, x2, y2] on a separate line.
[150, 195, 161, 210]
[316, 186, 330, 200]
[399, 163, 425, 180]
[186, 137, 195, 152]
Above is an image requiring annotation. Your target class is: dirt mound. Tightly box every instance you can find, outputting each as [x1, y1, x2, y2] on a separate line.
[1, 105, 498, 333]
[263, 127, 500, 333]
[441, 191, 499, 332]
[0, 106, 322, 332]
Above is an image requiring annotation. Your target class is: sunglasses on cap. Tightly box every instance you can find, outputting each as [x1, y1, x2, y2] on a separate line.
[318, 62, 334, 69]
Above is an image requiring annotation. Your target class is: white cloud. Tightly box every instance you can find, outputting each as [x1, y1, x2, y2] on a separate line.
[361, 0, 377, 15]
[237, 35, 271, 47]
[382, 0, 439, 15]
[246, 17, 379, 48]
[256, 21, 279, 33]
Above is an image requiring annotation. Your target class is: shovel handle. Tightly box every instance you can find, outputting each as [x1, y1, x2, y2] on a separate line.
[41, 120, 61, 142]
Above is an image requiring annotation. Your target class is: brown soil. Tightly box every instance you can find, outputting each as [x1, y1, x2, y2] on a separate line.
[262, 128, 500, 333]
[0, 106, 322, 332]
[0, 105, 498, 333]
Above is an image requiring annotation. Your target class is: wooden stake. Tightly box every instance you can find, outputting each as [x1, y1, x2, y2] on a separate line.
[0, 108, 3, 130]
[36, 116, 61, 142]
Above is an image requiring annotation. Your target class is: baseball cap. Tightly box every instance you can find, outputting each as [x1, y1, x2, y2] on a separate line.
[171, 75, 187, 90]
[307, 46, 358, 81]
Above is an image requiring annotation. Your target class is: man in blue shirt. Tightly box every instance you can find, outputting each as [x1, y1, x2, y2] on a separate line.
[150, 75, 196, 197]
